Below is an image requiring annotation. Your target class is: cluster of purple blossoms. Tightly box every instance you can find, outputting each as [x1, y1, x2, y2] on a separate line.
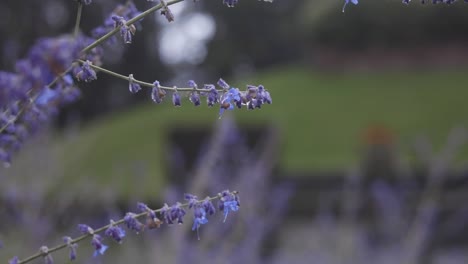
[0, 34, 102, 167]
[92, 2, 141, 45]
[8, 190, 239, 263]
[0, 0, 274, 166]
[138, 78, 271, 118]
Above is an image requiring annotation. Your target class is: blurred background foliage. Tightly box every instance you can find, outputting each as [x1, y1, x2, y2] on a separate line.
[2, 0, 468, 263]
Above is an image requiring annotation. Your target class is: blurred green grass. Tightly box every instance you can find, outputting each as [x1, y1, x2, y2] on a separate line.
[58, 66, 468, 198]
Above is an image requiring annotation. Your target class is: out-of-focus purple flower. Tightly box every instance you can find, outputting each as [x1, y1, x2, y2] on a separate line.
[128, 74, 141, 93]
[124, 212, 145, 233]
[8, 256, 19, 264]
[63, 236, 78, 261]
[342, 0, 358, 12]
[1, 33, 102, 164]
[105, 221, 126, 243]
[91, 234, 108, 257]
[36, 87, 58, 107]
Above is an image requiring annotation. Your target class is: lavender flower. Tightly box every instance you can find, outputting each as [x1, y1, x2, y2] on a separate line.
[40, 246, 53, 264]
[172, 91, 181, 106]
[219, 88, 241, 118]
[218, 190, 240, 222]
[160, 0, 175, 22]
[91, 234, 108, 257]
[161, 202, 186, 225]
[77, 224, 94, 235]
[342, 0, 358, 12]
[75, 60, 97, 82]
[112, 15, 136, 44]
[205, 84, 219, 107]
[189, 92, 201, 106]
[217, 78, 230, 90]
[128, 74, 142, 93]
[201, 198, 216, 216]
[105, 220, 126, 243]
[92, 2, 141, 44]
[124, 212, 145, 233]
[151, 81, 166, 104]
[63, 236, 78, 261]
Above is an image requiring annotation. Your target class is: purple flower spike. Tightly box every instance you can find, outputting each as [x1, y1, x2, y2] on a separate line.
[128, 74, 141, 93]
[76, 60, 97, 82]
[9, 256, 19, 264]
[124, 212, 145, 233]
[105, 220, 126, 243]
[63, 236, 78, 261]
[91, 234, 108, 257]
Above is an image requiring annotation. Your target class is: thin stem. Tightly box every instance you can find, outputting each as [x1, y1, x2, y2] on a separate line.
[17, 191, 238, 264]
[74, 3, 83, 37]
[77, 60, 222, 92]
[81, 0, 185, 54]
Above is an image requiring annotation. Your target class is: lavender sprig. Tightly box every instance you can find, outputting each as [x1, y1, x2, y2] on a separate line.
[75, 59, 271, 115]
[9, 190, 239, 264]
